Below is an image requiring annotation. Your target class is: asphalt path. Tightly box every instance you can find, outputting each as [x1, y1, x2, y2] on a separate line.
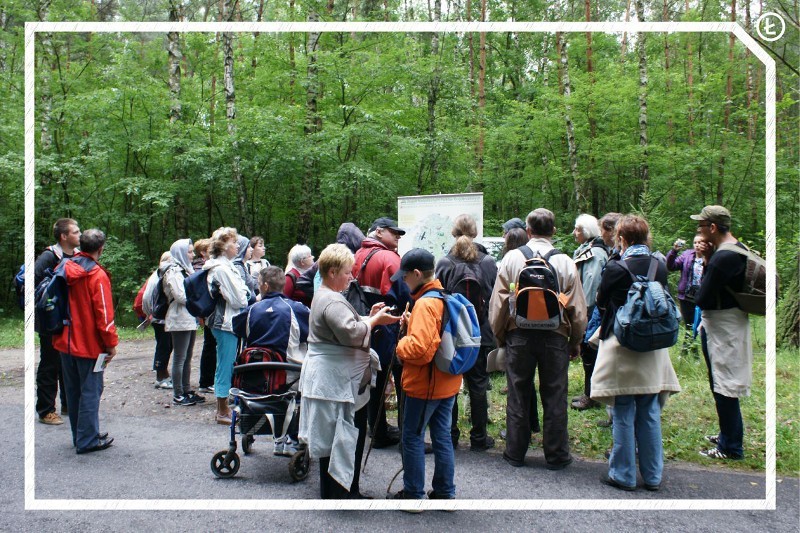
[1, 338, 797, 531]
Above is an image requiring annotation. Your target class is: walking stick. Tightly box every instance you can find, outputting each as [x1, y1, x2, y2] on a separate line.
[362, 302, 409, 473]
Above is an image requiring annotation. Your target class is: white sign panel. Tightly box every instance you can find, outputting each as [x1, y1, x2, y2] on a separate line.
[397, 193, 483, 261]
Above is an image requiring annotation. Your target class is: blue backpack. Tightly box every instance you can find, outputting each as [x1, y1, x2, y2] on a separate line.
[613, 257, 681, 352]
[35, 255, 97, 335]
[14, 264, 25, 310]
[422, 289, 481, 375]
[184, 268, 219, 318]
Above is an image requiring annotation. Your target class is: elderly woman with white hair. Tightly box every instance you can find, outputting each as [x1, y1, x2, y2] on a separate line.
[571, 213, 610, 411]
[284, 244, 314, 305]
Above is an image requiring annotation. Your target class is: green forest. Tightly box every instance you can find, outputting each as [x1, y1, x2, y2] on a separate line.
[0, 0, 797, 328]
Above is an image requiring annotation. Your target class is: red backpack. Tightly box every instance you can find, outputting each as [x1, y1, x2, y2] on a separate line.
[232, 347, 289, 395]
[133, 280, 147, 320]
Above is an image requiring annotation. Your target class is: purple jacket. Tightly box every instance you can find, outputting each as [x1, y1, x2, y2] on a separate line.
[666, 248, 700, 300]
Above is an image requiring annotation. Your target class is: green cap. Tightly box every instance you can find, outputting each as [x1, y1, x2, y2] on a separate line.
[690, 205, 731, 228]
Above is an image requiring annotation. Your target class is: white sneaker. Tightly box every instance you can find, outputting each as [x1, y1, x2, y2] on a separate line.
[282, 436, 300, 457]
[273, 436, 285, 456]
[155, 378, 173, 390]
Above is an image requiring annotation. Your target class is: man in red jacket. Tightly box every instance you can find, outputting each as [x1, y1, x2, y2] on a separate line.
[53, 229, 119, 454]
[352, 217, 410, 447]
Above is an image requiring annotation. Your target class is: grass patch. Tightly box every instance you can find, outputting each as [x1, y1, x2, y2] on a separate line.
[0, 317, 155, 349]
[453, 316, 800, 476]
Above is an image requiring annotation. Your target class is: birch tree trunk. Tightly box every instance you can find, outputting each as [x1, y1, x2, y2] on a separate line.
[223, 0, 251, 235]
[621, 0, 632, 57]
[718, 0, 736, 204]
[168, 0, 187, 234]
[685, 0, 694, 146]
[585, 0, 598, 212]
[663, 0, 674, 142]
[300, 10, 321, 241]
[635, 0, 649, 198]
[477, 0, 486, 173]
[418, 0, 441, 192]
[558, 32, 582, 210]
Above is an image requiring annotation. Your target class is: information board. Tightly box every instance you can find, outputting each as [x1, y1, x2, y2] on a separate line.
[397, 193, 484, 261]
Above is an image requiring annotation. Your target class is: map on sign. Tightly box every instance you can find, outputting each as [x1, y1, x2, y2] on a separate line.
[397, 193, 483, 262]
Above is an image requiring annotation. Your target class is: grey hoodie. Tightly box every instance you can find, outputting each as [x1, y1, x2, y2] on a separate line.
[232, 234, 258, 297]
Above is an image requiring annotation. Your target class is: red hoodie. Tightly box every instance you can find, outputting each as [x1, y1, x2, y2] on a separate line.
[53, 252, 119, 359]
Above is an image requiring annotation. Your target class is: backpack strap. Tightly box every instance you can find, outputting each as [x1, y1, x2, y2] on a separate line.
[359, 248, 381, 275]
[543, 248, 563, 261]
[646, 256, 659, 282]
[518, 245, 534, 261]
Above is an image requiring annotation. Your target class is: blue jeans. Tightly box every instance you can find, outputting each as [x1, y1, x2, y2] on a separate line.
[609, 394, 663, 488]
[60, 353, 104, 452]
[212, 329, 237, 398]
[402, 395, 456, 499]
[701, 330, 744, 458]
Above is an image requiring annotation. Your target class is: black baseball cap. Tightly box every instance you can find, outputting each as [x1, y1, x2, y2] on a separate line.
[390, 248, 435, 281]
[370, 217, 406, 235]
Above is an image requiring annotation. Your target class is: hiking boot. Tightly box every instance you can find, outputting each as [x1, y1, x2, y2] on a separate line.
[391, 490, 424, 513]
[372, 433, 400, 449]
[428, 490, 456, 512]
[173, 395, 197, 406]
[571, 395, 600, 410]
[39, 412, 64, 425]
[601, 474, 635, 492]
[704, 434, 720, 445]
[470, 436, 495, 452]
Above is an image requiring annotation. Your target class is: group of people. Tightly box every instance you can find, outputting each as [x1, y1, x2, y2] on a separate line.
[34, 202, 755, 503]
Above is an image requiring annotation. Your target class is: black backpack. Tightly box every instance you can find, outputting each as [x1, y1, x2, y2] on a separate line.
[442, 255, 486, 322]
[346, 248, 381, 314]
[513, 246, 567, 330]
[150, 267, 171, 321]
[294, 263, 318, 304]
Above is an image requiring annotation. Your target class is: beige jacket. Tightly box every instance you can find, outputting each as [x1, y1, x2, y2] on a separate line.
[489, 237, 588, 348]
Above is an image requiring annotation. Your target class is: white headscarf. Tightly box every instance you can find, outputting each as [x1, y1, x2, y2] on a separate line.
[169, 238, 193, 273]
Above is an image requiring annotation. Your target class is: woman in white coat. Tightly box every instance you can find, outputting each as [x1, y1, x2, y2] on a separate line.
[164, 239, 202, 406]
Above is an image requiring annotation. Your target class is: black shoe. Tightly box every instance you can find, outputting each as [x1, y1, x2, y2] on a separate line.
[390, 490, 424, 513]
[372, 433, 400, 448]
[545, 456, 573, 471]
[97, 432, 108, 441]
[77, 436, 114, 454]
[601, 474, 635, 492]
[531, 422, 541, 433]
[386, 425, 400, 439]
[186, 391, 206, 403]
[502, 452, 524, 467]
[349, 491, 374, 499]
[424, 441, 433, 454]
[173, 395, 197, 406]
[644, 482, 661, 492]
[470, 436, 495, 452]
[428, 490, 456, 512]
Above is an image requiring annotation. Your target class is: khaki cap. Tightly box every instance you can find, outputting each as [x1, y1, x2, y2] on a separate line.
[690, 205, 731, 227]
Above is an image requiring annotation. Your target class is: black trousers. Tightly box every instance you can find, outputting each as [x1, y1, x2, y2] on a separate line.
[580, 342, 599, 397]
[36, 333, 67, 418]
[152, 322, 172, 373]
[505, 329, 570, 466]
[198, 325, 217, 388]
[451, 345, 490, 445]
[319, 405, 368, 499]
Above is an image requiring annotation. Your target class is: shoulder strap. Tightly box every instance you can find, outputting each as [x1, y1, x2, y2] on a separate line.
[360, 248, 381, 274]
[646, 256, 659, 282]
[518, 245, 534, 261]
[717, 242, 750, 257]
[543, 248, 563, 261]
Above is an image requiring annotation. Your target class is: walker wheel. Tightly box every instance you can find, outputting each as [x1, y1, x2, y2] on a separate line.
[211, 450, 240, 478]
[288, 449, 309, 481]
[242, 434, 254, 455]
